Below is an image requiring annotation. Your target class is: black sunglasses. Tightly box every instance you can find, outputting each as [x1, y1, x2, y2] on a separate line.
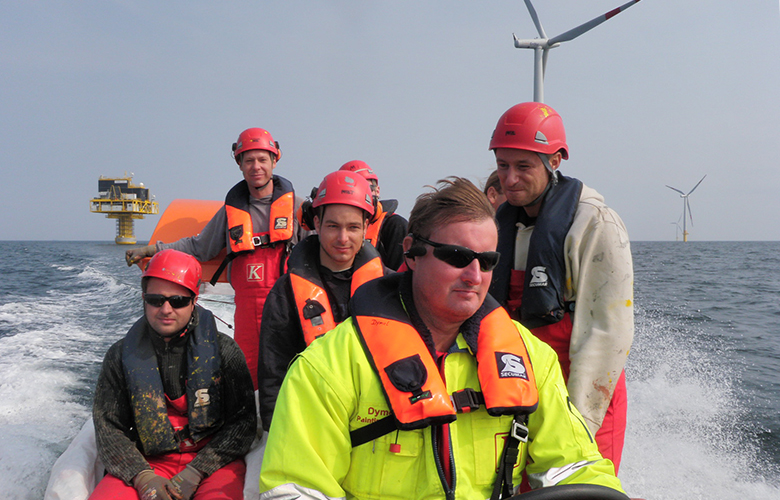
[413, 235, 500, 272]
[143, 294, 195, 309]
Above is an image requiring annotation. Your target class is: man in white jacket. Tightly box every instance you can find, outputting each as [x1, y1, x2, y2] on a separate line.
[488, 102, 634, 472]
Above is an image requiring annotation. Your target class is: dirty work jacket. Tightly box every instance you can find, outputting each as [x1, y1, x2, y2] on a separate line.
[490, 180, 634, 435]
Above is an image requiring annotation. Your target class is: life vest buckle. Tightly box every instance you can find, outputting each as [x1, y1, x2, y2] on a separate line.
[174, 426, 193, 445]
[252, 234, 271, 247]
[451, 388, 483, 413]
[510, 418, 529, 443]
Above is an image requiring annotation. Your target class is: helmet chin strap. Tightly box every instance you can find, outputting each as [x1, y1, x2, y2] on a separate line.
[250, 179, 272, 193]
[523, 153, 559, 208]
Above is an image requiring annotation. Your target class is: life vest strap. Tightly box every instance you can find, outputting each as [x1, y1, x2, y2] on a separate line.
[490, 414, 530, 500]
[350, 415, 397, 448]
[210, 251, 241, 285]
[451, 388, 484, 413]
[350, 390, 491, 447]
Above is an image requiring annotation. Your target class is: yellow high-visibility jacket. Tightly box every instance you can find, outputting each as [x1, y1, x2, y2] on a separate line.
[259, 276, 623, 500]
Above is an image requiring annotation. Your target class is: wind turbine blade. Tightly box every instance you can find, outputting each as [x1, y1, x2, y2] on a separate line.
[686, 197, 694, 226]
[666, 185, 685, 196]
[687, 174, 707, 195]
[524, 0, 548, 39]
[548, 0, 642, 45]
[542, 46, 549, 78]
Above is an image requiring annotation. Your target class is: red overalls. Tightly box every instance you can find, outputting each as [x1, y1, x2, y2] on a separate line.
[224, 179, 294, 389]
[89, 395, 246, 500]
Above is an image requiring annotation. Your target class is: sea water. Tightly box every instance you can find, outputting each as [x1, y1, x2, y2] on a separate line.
[0, 240, 778, 499]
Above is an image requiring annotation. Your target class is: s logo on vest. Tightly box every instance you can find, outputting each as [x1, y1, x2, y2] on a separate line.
[274, 217, 289, 230]
[496, 352, 529, 380]
[194, 388, 210, 408]
[529, 266, 548, 287]
[247, 263, 265, 281]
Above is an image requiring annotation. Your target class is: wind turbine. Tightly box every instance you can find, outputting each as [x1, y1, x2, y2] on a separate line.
[513, 0, 642, 102]
[670, 216, 683, 241]
[666, 175, 706, 242]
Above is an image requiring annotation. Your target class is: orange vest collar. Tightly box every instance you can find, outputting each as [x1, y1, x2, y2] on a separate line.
[355, 303, 538, 430]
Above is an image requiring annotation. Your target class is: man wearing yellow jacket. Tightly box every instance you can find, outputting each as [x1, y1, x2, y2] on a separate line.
[259, 178, 625, 500]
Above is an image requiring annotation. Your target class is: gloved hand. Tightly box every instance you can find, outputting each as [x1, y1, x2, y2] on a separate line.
[126, 244, 156, 266]
[168, 464, 204, 500]
[133, 470, 174, 500]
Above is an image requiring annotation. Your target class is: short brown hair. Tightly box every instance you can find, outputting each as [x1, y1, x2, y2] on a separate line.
[483, 170, 502, 195]
[407, 177, 496, 239]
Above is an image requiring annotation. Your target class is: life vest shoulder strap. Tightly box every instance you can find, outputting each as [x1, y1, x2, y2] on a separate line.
[365, 210, 387, 247]
[290, 273, 337, 346]
[350, 242, 384, 294]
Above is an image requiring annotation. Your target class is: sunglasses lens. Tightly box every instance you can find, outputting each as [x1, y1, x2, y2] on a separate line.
[168, 296, 193, 308]
[144, 294, 166, 307]
[144, 294, 192, 308]
[477, 252, 500, 272]
[432, 246, 499, 271]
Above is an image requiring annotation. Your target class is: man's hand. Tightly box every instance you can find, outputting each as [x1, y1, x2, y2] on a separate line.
[168, 464, 204, 500]
[125, 244, 156, 266]
[133, 470, 174, 500]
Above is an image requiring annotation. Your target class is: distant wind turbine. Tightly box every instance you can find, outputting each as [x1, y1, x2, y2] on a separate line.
[670, 216, 683, 241]
[666, 175, 706, 242]
[513, 0, 642, 102]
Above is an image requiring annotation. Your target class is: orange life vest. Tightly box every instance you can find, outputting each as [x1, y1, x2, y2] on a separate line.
[364, 206, 388, 247]
[353, 280, 539, 431]
[224, 179, 294, 254]
[289, 239, 384, 346]
[210, 177, 295, 286]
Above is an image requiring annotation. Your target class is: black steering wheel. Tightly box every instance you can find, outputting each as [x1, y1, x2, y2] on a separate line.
[508, 483, 631, 500]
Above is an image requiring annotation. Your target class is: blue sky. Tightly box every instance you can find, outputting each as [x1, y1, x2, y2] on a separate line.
[2, 1, 779, 242]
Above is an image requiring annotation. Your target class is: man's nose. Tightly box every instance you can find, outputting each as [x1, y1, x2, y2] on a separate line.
[461, 258, 483, 284]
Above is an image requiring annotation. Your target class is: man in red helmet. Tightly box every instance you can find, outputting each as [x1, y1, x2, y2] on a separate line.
[125, 128, 310, 390]
[257, 170, 389, 431]
[91, 250, 256, 500]
[487, 102, 634, 472]
[339, 160, 408, 270]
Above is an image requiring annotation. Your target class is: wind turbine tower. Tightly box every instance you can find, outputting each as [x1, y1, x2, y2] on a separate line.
[666, 175, 706, 242]
[513, 0, 642, 102]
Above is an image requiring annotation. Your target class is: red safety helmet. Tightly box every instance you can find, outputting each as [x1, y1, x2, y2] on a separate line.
[489, 102, 569, 160]
[311, 170, 375, 217]
[339, 160, 378, 182]
[232, 128, 281, 164]
[142, 249, 202, 296]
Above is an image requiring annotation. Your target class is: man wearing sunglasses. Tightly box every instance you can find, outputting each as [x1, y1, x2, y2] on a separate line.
[125, 128, 311, 391]
[488, 102, 634, 473]
[92, 250, 256, 500]
[259, 178, 624, 500]
[257, 170, 387, 432]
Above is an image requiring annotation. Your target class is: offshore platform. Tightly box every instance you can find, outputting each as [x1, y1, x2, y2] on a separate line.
[90, 174, 159, 244]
